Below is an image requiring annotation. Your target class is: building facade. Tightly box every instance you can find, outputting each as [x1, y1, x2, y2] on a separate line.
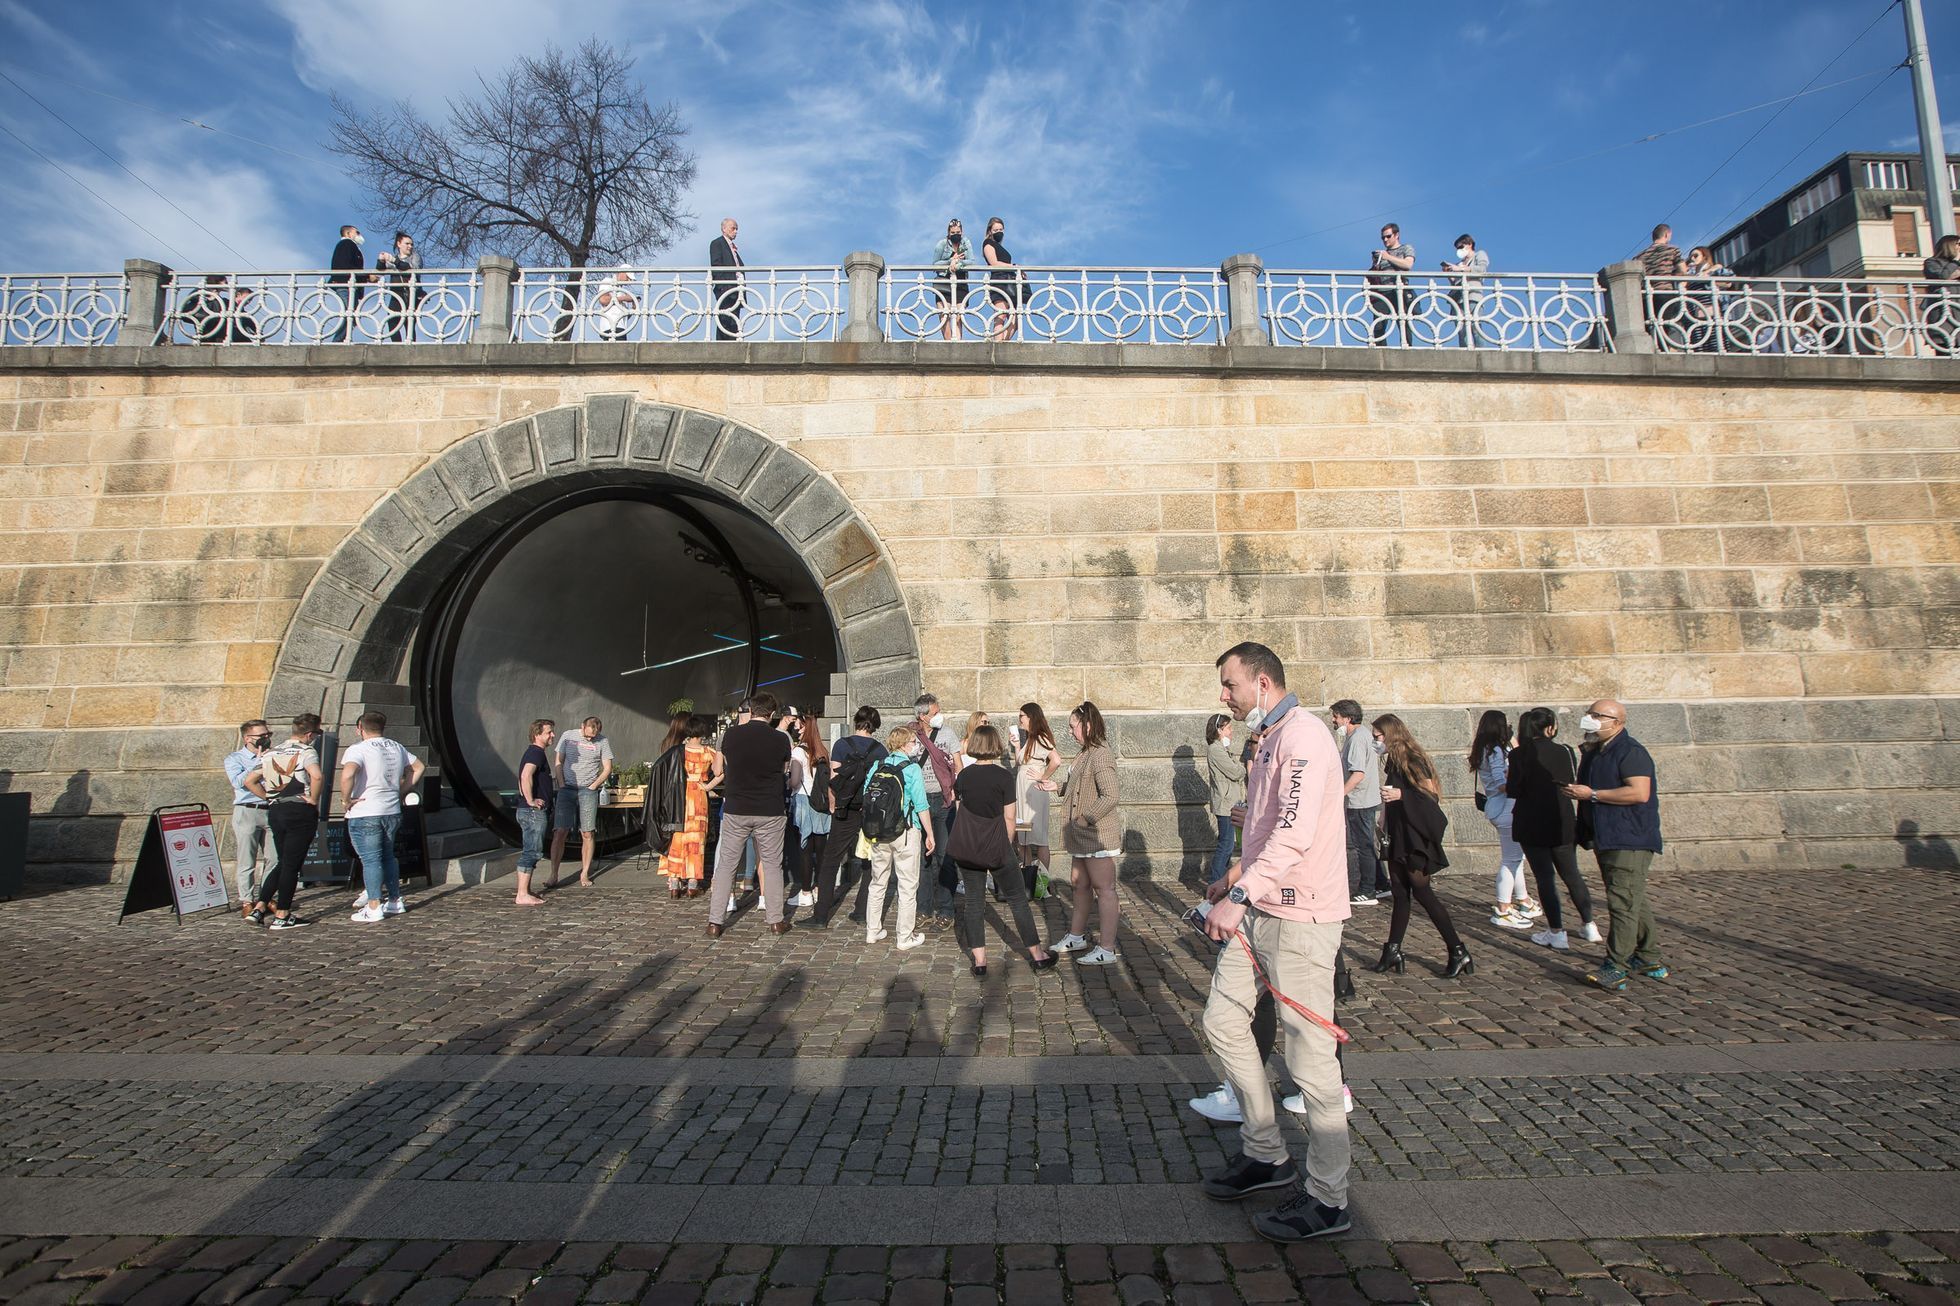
[1711, 151, 1960, 280]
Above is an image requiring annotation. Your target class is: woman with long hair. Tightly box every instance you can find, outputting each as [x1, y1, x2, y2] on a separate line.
[1204, 712, 1245, 884]
[1015, 702, 1061, 887]
[1041, 701, 1122, 965]
[789, 712, 832, 908]
[656, 714, 720, 899]
[1371, 713, 1471, 978]
[658, 711, 690, 758]
[1508, 706, 1600, 950]
[947, 725, 1058, 977]
[1469, 709, 1537, 930]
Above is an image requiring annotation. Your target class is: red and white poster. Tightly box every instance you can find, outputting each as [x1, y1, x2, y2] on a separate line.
[158, 808, 230, 916]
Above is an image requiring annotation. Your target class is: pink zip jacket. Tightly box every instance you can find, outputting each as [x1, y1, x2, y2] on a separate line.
[1235, 694, 1351, 924]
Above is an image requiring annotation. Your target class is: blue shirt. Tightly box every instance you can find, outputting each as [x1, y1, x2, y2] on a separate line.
[862, 754, 930, 830]
[224, 746, 265, 807]
[1579, 732, 1662, 853]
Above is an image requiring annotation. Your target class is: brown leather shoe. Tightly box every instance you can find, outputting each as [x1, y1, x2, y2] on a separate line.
[770, 921, 792, 935]
[705, 923, 724, 939]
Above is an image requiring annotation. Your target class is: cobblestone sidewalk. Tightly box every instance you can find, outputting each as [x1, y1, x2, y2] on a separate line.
[3, 1230, 1958, 1305]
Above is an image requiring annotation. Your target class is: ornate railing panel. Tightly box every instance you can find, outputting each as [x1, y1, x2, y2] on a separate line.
[0, 274, 126, 345]
[156, 269, 479, 345]
[1261, 270, 1612, 351]
[1645, 275, 1959, 358]
[510, 267, 844, 343]
[881, 266, 1226, 344]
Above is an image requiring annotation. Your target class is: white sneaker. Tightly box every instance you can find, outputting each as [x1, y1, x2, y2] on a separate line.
[1344, 1085, 1355, 1115]
[350, 890, 369, 910]
[1581, 921, 1604, 943]
[351, 903, 385, 923]
[1349, 894, 1376, 907]
[1076, 946, 1119, 966]
[725, 897, 738, 915]
[382, 897, 406, 916]
[794, 890, 815, 908]
[1491, 909, 1534, 931]
[1188, 1084, 1242, 1123]
[758, 897, 767, 911]
[1281, 1093, 1307, 1116]
[895, 932, 927, 950]
[1532, 928, 1569, 950]
[866, 928, 889, 945]
[1516, 899, 1543, 918]
[1050, 933, 1089, 953]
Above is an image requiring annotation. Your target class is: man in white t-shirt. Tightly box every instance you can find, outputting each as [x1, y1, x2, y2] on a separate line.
[549, 716, 613, 888]
[339, 711, 425, 923]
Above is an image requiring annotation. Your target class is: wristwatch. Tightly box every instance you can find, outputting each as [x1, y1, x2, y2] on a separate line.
[1228, 884, 1250, 905]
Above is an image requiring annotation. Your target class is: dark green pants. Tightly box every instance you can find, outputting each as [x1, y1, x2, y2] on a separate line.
[1596, 848, 1659, 969]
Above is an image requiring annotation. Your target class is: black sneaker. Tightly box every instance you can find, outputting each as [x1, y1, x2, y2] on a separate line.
[266, 915, 311, 930]
[1252, 1188, 1352, 1242]
[1201, 1153, 1300, 1202]
[247, 908, 267, 926]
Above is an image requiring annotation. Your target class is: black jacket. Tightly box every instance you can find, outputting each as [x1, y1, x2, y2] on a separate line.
[709, 235, 743, 285]
[1508, 737, 1578, 848]
[646, 744, 689, 841]
[1381, 762, 1449, 873]
[330, 237, 364, 286]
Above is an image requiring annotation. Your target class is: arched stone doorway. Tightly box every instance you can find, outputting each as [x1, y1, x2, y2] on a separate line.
[264, 395, 922, 851]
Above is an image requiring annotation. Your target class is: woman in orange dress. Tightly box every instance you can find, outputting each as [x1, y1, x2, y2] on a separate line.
[660, 715, 721, 897]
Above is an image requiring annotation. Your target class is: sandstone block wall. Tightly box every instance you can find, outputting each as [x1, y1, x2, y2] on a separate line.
[0, 352, 1954, 879]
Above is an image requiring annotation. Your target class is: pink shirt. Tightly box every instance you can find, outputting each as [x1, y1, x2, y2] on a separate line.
[1235, 696, 1351, 924]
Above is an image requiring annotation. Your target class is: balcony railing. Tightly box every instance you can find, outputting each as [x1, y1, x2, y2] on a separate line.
[1645, 275, 1959, 358]
[0, 274, 125, 345]
[154, 269, 480, 346]
[881, 266, 1226, 344]
[511, 266, 845, 343]
[5, 255, 1956, 361]
[1261, 270, 1613, 351]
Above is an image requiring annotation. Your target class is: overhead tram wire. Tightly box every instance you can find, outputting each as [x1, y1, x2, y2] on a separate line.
[0, 65, 336, 167]
[0, 119, 195, 267]
[0, 68, 256, 267]
[1648, 0, 1902, 251]
[1245, 67, 1901, 258]
[1693, 65, 1905, 250]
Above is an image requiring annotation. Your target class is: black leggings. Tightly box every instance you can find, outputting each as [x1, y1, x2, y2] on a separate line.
[796, 831, 826, 894]
[1521, 842, 1593, 930]
[955, 859, 1042, 956]
[1387, 859, 1462, 952]
[813, 811, 863, 924]
[262, 803, 318, 913]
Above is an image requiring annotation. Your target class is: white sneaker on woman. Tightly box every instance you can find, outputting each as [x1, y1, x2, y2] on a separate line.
[1490, 909, 1534, 930]
[351, 903, 385, 923]
[895, 932, 927, 950]
[1189, 1083, 1242, 1123]
[1050, 933, 1088, 953]
[866, 928, 889, 945]
[1581, 921, 1604, 943]
[1076, 946, 1119, 966]
[1531, 928, 1569, 950]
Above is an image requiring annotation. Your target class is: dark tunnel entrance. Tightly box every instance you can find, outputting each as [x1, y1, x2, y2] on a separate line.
[415, 485, 841, 856]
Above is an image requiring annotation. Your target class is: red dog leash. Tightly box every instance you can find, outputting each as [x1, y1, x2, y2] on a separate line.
[1235, 931, 1352, 1045]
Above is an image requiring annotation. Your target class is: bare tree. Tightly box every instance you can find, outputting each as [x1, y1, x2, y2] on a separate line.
[330, 40, 696, 336]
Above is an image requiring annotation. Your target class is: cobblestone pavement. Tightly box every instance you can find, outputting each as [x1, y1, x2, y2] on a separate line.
[2, 863, 1955, 1059]
[2, 1068, 1952, 1187]
[2, 1229, 1958, 1305]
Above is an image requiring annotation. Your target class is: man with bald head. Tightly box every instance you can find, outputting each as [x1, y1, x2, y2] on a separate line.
[1562, 698, 1664, 992]
[709, 217, 745, 341]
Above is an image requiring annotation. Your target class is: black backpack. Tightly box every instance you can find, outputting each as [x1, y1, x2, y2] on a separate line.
[829, 740, 883, 815]
[858, 759, 910, 843]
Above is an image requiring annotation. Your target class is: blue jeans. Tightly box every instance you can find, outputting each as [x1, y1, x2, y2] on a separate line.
[349, 813, 402, 903]
[1209, 813, 1236, 884]
[515, 804, 548, 871]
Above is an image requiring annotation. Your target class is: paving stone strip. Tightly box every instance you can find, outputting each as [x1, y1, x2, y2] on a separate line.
[0, 1230, 1956, 1305]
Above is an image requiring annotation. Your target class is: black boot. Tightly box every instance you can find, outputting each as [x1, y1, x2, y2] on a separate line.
[1445, 944, 1474, 978]
[1371, 942, 1405, 974]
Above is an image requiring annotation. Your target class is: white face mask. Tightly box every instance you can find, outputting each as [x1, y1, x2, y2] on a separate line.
[1372, 738, 1387, 755]
[1455, 246, 1471, 259]
[929, 712, 943, 730]
[1579, 714, 1603, 733]
[1244, 707, 1264, 732]
[351, 232, 364, 246]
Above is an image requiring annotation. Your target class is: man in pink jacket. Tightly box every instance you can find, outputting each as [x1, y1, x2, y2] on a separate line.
[1200, 641, 1353, 1242]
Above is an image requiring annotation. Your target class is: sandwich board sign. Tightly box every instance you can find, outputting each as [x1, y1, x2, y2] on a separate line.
[119, 803, 232, 922]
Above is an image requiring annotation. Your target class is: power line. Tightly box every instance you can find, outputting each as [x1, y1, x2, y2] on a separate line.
[0, 69, 255, 267]
[0, 118, 195, 266]
[1651, 0, 1902, 246]
[1694, 66, 1905, 249]
[0, 65, 336, 166]
[1247, 66, 1899, 257]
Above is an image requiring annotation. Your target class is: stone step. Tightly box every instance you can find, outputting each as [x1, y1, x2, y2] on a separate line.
[439, 847, 519, 886]
[427, 826, 503, 860]
[345, 682, 412, 706]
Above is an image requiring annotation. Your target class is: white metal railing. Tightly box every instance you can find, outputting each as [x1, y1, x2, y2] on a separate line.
[1645, 275, 1960, 358]
[881, 265, 1227, 344]
[0, 273, 126, 345]
[510, 266, 845, 343]
[155, 269, 479, 345]
[1261, 270, 1613, 351]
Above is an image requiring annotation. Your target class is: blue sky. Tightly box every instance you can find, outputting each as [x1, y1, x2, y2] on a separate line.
[0, 0, 1954, 274]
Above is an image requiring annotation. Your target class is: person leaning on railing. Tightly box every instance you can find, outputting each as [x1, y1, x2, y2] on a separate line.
[1440, 234, 1488, 348]
[1365, 223, 1415, 347]
[1679, 247, 1731, 353]
[932, 219, 973, 341]
[375, 232, 423, 343]
[1924, 234, 1960, 358]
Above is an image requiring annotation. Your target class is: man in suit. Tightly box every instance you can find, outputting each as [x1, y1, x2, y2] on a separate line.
[327, 225, 366, 344]
[709, 217, 744, 341]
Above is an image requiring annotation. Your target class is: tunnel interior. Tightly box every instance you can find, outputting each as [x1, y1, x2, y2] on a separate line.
[416, 486, 840, 851]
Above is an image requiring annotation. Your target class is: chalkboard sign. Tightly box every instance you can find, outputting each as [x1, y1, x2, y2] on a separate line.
[297, 809, 430, 887]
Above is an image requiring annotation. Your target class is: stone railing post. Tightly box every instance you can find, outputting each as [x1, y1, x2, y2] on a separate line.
[123, 259, 170, 345]
[474, 254, 518, 344]
[841, 251, 885, 343]
[1220, 253, 1268, 347]
[1599, 260, 1654, 355]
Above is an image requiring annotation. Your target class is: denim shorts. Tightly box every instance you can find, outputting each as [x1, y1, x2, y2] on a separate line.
[515, 803, 549, 870]
[553, 785, 600, 833]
